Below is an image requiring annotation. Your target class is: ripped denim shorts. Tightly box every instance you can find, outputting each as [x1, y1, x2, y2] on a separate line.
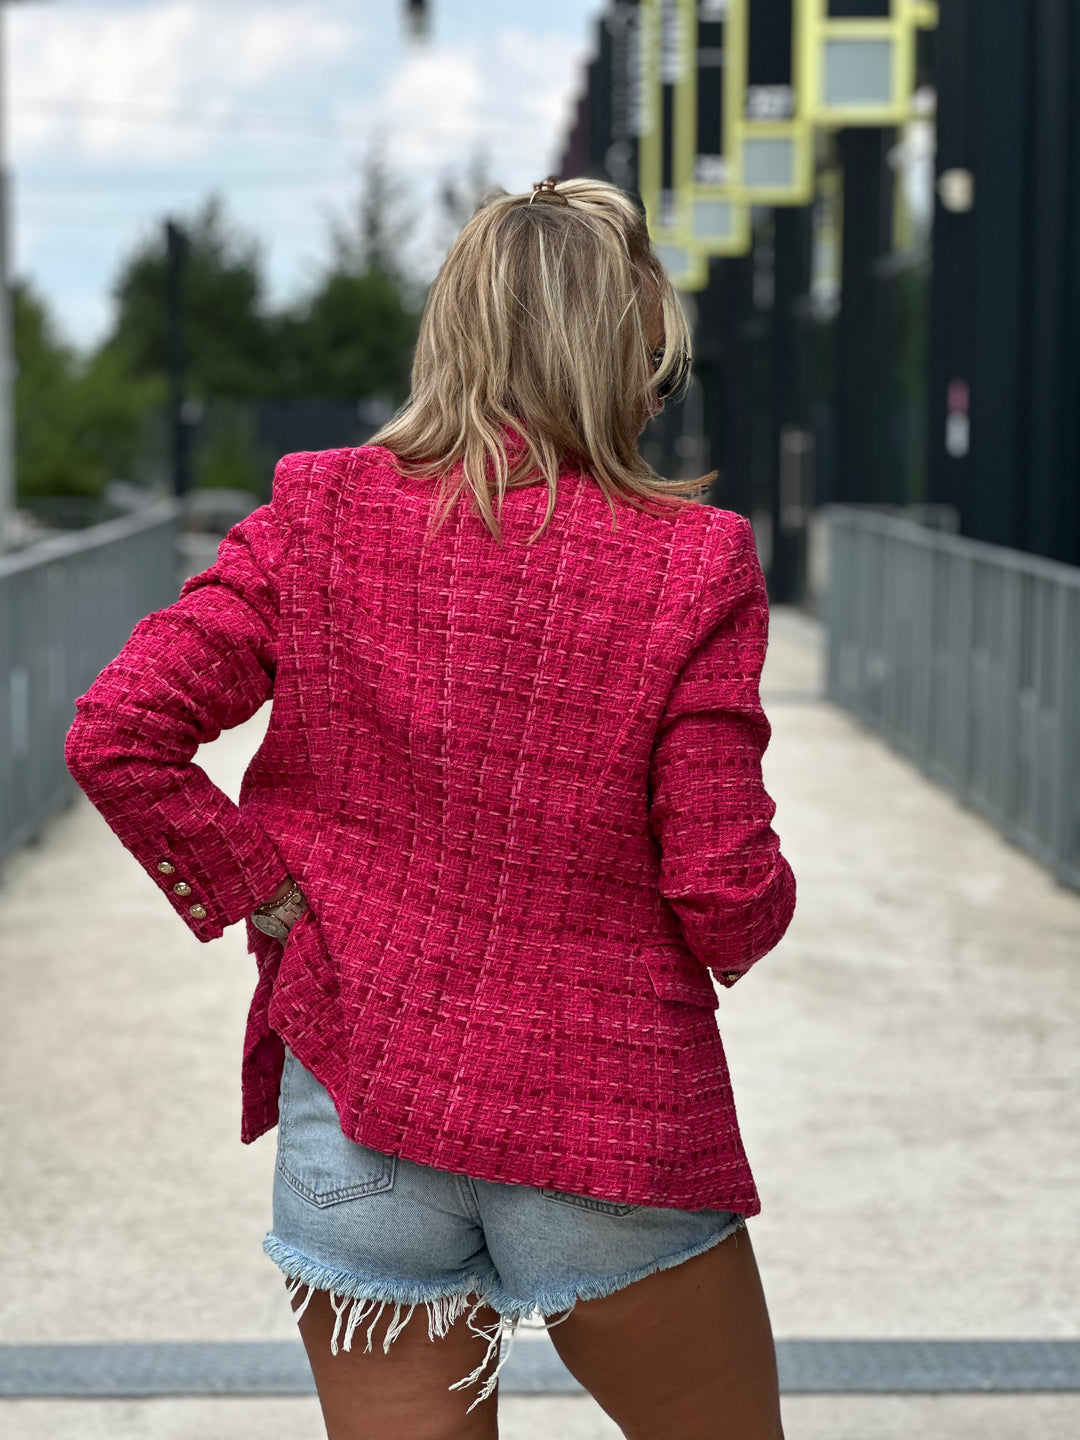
[263, 1045, 746, 1412]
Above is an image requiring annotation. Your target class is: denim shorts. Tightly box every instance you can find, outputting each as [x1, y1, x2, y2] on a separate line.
[263, 1045, 746, 1411]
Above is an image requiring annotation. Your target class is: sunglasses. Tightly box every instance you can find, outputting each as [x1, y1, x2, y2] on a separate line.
[651, 346, 690, 402]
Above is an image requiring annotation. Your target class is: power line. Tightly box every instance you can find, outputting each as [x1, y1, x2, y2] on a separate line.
[17, 211, 337, 234]
[12, 94, 548, 141]
[18, 169, 358, 189]
[13, 95, 352, 136]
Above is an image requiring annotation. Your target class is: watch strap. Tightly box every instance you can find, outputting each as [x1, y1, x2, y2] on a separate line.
[252, 884, 308, 933]
[254, 882, 304, 914]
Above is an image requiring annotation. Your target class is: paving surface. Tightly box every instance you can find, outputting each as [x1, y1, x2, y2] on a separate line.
[2, 605, 1078, 1439]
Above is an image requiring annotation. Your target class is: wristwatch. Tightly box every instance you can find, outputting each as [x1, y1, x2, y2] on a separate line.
[251, 882, 309, 940]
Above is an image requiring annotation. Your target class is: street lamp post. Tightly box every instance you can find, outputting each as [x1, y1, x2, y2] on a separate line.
[0, 5, 15, 550]
[0, 0, 40, 552]
[0, 1, 43, 550]
[404, 1, 429, 41]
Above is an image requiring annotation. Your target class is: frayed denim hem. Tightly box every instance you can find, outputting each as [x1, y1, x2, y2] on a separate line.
[263, 1213, 746, 1413]
[480, 1209, 748, 1320]
[264, 1232, 527, 1412]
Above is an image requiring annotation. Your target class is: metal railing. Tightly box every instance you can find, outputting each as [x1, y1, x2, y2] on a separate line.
[825, 505, 1080, 892]
[0, 502, 182, 866]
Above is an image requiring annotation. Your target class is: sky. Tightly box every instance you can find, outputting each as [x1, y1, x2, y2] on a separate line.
[9, 0, 600, 350]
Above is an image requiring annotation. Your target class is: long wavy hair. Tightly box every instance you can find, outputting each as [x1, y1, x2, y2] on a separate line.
[370, 177, 715, 545]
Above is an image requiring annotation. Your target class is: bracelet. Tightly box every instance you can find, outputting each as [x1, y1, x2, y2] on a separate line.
[251, 883, 308, 940]
[254, 882, 304, 914]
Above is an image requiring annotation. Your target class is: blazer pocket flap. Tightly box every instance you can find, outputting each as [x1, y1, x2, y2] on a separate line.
[639, 943, 719, 1010]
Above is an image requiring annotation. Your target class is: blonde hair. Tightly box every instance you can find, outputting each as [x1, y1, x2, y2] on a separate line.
[370, 176, 715, 545]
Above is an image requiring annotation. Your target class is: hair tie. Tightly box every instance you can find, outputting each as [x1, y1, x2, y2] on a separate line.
[529, 176, 569, 206]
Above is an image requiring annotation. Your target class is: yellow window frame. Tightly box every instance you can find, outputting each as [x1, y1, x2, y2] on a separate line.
[639, 0, 750, 278]
[801, 0, 938, 127]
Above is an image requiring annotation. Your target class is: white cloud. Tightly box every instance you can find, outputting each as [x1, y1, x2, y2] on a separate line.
[8, 1, 597, 346]
[383, 45, 485, 135]
[374, 28, 586, 188]
[492, 28, 587, 137]
[12, 1, 355, 162]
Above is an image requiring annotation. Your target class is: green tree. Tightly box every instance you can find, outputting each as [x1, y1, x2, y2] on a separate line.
[14, 281, 160, 499]
[328, 142, 415, 285]
[280, 269, 418, 403]
[103, 176, 421, 408]
[16, 155, 425, 506]
[437, 147, 495, 252]
[279, 145, 421, 403]
[103, 194, 280, 400]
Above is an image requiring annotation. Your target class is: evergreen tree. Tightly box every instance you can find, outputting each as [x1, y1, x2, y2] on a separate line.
[328, 142, 416, 285]
[279, 268, 417, 403]
[279, 145, 421, 403]
[103, 194, 280, 400]
[16, 157, 426, 505]
[14, 281, 160, 499]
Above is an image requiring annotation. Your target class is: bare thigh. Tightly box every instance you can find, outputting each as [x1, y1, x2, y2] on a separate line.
[545, 1224, 786, 1440]
[291, 1286, 501, 1440]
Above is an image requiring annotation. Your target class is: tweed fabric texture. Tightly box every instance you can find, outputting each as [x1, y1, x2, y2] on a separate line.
[65, 440, 796, 1212]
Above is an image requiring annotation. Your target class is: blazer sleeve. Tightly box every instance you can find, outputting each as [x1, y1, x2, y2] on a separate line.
[648, 514, 796, 987]
[64, 454, 309, 943]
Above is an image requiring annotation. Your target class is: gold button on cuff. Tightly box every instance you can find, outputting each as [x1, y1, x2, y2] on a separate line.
[157, 861, 176, 874]
[189, 903, 207, 920]
[172, 881, 192, 897]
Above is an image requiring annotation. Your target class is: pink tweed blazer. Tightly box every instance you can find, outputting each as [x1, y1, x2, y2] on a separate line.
[65, 439, 795, 1213]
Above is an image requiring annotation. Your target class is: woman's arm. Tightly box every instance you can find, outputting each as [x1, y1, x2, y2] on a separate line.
[648, 514, 797, 987]
[64, 456, 310, 943]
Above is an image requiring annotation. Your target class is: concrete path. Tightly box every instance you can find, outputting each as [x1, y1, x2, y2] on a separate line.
[1, 605, 1078, 1439]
